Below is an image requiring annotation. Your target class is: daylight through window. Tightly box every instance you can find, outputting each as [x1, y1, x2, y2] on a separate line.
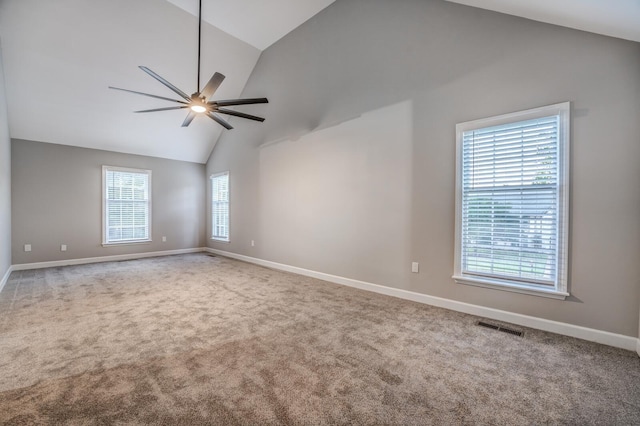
[103, 166, 151, 245]
[211, 172, 230, 241]
[454, 103, 570, 297]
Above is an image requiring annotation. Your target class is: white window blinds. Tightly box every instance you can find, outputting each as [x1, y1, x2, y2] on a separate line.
[103, 167, 151, 244]
[455, 103, 569, 296]
[211, 172, 229, 241]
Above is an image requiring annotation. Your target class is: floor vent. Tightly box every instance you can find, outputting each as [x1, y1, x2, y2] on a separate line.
[477, 321, 523, 337]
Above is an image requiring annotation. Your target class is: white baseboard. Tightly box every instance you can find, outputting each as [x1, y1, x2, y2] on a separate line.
[7, 247, 639, 354]
[11, 247, 206, 271]
[206, 248, 639, 353]
[0, 264, 13, 293]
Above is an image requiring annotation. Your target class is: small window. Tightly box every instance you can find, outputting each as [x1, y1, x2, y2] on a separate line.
[211, 172, 230, 242]
[453, 102, 570, 298]
[102, 166, 151, 245]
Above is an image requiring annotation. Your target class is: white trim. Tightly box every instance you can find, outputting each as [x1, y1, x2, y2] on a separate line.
[454, 101, 571, 296]
[0, 265, 13, 293]
[209, 171, 228, 179]
[637, 338, 640, 357]
[210, 238, 230, 243]
[210, 171, 230, 242]
[102, 239, 152, 247]
[206, 248, 638, 352]
[457, 102, 571, 131]
[102, 165, 152, 245]
[11, 248, 204, 271]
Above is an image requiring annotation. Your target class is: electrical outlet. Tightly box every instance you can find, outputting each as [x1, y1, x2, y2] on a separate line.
[251, 240, 255, 247]
[24, 244, 31, 252]
[162, 236, 167, 242]
[411, 262, 419, 273]
[61, 244, 67, 252]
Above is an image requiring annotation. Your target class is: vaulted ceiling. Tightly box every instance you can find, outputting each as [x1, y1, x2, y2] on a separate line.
[0, 0, 637, 164]
[0, 0, 336, 163]
[446, 0, 640, 43]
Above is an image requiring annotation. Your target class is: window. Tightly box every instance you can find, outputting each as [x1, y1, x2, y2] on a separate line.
[453, 102, 570, 298]
[211, 172, 230, 241]
[102, 166, 151, 245]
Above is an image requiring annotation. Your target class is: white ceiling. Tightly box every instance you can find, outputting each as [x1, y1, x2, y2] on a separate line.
[165, 0, 337, 51]
[446, 0, 640, 43]
[0, 0, 265, 163]
[0, 0, 637, 164]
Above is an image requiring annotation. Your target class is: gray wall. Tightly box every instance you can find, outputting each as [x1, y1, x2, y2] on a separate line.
[0, 41, 11, 281]
[207, 0, 640, 337]
[12, 139, 205, 264]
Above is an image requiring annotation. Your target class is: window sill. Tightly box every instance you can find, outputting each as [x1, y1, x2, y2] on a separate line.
[102, 239, 152, 247]
[452, 275, 568, 300]
[210, 237, 230, 243]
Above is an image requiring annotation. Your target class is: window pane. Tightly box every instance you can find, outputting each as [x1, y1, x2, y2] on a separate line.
[211, 173, 229, 240]
[455, 103, 569, 293]
[108, 227, 121, 241]
[121, 227, 134, 240]
[104, 167, 150, 243]
[461, 117, 559, 284]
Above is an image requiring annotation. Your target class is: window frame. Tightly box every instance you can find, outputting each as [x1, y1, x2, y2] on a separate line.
[453, 102, 570, 299]
[102, 165, 152, 246]
[210, 171, 230, 242]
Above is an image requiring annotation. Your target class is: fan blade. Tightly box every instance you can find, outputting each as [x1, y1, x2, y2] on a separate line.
[211, 98, 269, 107]
[109, 86, 187, 104]
[200, 72, 225, 101]
[134, 106, 188, 113]
[215, 108, 265, 122]
[182, 111, 197, 127]
[139, 66, 191, 101]
[207, 113, 233, 130]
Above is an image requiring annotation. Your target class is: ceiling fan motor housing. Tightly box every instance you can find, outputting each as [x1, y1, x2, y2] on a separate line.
[108, 0, 268, 129]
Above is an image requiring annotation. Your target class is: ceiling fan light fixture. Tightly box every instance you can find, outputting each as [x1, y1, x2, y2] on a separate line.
[109, 0, 267, 129]
[190, 104, 207, 113]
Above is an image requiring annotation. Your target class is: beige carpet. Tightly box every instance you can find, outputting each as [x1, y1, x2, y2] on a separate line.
[0, 253, 638, 424]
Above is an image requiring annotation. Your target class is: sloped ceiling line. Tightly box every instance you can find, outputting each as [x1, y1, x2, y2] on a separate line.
[0, 0, 637, 163]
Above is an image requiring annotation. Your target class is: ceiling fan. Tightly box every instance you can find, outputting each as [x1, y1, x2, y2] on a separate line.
[109, 0, 267, 130]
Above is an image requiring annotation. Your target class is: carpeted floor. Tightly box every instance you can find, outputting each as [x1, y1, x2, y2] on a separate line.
[0, 253, 638, 425]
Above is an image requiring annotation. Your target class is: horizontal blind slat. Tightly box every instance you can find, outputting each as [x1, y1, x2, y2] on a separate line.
[460, 114, 561, 284]
[105, 168, 150, 243]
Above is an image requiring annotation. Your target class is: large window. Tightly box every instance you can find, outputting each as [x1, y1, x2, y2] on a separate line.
[453, 102, 570, 298]
[211, 172, 230, 242]
[102, 166, 151, 245]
